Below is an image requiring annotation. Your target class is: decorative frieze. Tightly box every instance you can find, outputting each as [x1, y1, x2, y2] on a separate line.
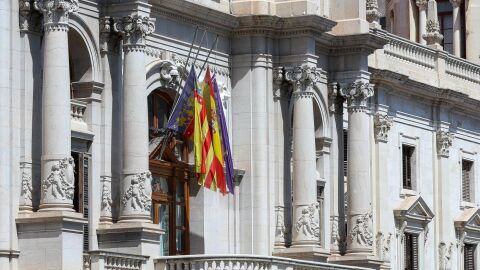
[34, 0, 78, 29]
[374, 113, 394, 142]
[436, 130, 454, 157]
[340, 81, 374, 112]
[43, 157, 75, 201]
[114, 15, 155, 47]
[375, 232, 393, 261]
[349, 211, 373, 248]
[121, 171, 152, 214]
[294, 202, 320, 239]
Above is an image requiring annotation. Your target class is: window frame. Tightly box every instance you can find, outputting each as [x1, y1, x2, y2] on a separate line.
[398, 133, 420, 197]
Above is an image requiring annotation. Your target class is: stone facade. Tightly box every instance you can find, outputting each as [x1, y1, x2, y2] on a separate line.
[1, 0, 480, 270]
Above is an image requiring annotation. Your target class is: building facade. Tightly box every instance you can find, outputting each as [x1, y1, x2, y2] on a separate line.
[1, 0, 480, 269]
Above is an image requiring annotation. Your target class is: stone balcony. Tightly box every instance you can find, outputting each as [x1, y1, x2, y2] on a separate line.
[370, 29, 480, 103]
[83, 251, 149, 270]
[154, 255, 370, 270]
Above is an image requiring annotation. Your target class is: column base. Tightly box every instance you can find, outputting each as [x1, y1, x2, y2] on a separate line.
[39, 203, 74, 212]
[328, 254, 384, 269]
[97, 222, 163, 269]
[273, 246, 330, 262]
[16, 211, 87, 270]
[118, 214, 152, 223]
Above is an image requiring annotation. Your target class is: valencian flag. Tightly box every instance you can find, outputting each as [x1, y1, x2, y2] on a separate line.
[166, 66, 234, 194]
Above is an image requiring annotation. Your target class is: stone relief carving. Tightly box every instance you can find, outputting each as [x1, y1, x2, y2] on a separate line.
[20, 168, 33, 206]
[274, 206, 286, 243]
[158, 61, 180, 89]
[424, 224, 430, 245]
[376, 232, 393, 261]
[438, 241, 454, 270]
[436, 130, 454, 157]
[43, 157, 75, 200]
[366, 0, 380, 23]
[34, 0, 78, 27]
[340, 81, 374, 112]
[295, 202, 320, 239]
[328, 82, 344, 114]
[423, 19, 443, 45]
[331, 218, 341, 250]
[99, 17, 119, 54]
[114, 15, 155, 46]
[101, 182, 112, 215]
[122, 171, 152, 212]
[349, 211, 374, 247]
[374, 113, 394, 142]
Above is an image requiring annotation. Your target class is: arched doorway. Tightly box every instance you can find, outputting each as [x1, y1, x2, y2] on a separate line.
[148, 89, 190, 255]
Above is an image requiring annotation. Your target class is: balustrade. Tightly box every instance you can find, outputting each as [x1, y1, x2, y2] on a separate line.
[71, 99, 89, 132]
[84, 251, 148, 270]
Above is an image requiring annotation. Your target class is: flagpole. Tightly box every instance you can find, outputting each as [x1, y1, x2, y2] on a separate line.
[197, 34, 219, 80]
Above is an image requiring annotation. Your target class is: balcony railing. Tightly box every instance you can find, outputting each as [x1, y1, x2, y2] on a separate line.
[71, 99, 89, 133]
[84, 251, 149, 270]
[154, 255, 371, 270]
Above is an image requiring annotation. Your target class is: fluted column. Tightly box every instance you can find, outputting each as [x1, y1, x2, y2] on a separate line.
[416, 0, 428, 45]
[285, 65, 321, 247]
[423, 0, 444, 48]
[114, 15, 154, 222]
[450, 0, 462, 57]
[34, 0, 78, 211]
[340, 80, 374, 254]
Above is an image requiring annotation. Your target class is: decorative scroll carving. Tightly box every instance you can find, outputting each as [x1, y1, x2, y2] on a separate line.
[34, 0, 78, 29]
[295, 202, 320, 239]
[122, 171, 152, 212]
[284, 65, 321, 95]
[43, 157, 75, 200]
[436, 130, 454, 157]
[456, 231, 467, 252]
[340, 81, 374, 112]
[114, 15, 155, 46]
[349, 211, 373, 247]
[438, 241, 453, 270]
[396, 220, 408, 242]
[366, 0, 380, 23]
[424, 224, 430, 245]
[374, 113, 394, 142]
[376, 232, 393, 261]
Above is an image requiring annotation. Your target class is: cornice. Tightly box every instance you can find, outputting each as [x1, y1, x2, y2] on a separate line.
[318, 28, 389, 56]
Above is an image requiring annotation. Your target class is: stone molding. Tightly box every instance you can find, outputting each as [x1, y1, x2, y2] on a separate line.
[114, 15, 155, 47]
[294, 202, 320, 239]
[366, 0, 381, 23]
[348, 211, 374, 248]
[43, 157, 75, 202]
[436, 130, 454, 157]
[121, 171, 152, 214]
[33, 0, 78, 28]
[340, 80, 374, 112]
[374, 113, 394, 142]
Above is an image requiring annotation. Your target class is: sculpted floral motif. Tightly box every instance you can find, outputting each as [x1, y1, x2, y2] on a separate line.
[43, 157, 75, 200]
[439, 241, 454, 270]
[423, 19, 444, 45]
[376, 232, 393, 261]
[436, 130, 454, 157]
[340, 81, 374, 112]
[34, 0, 78, 27]
[122, 171, 152, 212]
[295, 202, 320, 239]
[349, 211, 373, 247]
[114, 15, 155, 46]
[374, 113, 394, 142]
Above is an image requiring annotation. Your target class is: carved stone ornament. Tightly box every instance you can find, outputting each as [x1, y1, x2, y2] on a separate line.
[331, 218, 341, 250]
[423, 19, 444, 45]
[436, 130, 454, 157]
[19, 0, 42, 32]
[366, 0, 381, 23]
[114, 15, 155, 47]
[275, 206, 286, 243]
[328, 82, 344, 114]
[416, 0, 428, 8]
[349, 211, 374, 247]
[284, 65, 321, 98]
[376, 232, 393, 261]
[34, 0, 78, 29]
[43, 157, 75, 200]
[99, 17, 119, 54]
[101, 182, 113, 215]
[20, 167, 33, 207]
[438, 241, 454, 270]
[122, 171, 152, 213]
[340, 81, 374, 112]
[450, 0, 462, 8]
[374, 113, 394, 142]
[397, 220, 408, 242]
[158, 61, 180, 89]
[295, 202, 320, 239]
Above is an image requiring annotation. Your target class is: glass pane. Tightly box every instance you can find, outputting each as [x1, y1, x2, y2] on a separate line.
[176, 205, 185, 226]
[155, 96, 170, 128]
[158, 204, 169, 255]
[176, 182, 185, 202]
[152, 175, 169, 193]
[176, 229, 184, 253]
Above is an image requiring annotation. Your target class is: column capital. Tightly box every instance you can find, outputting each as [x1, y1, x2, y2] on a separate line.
[450, 0, 462, 8]
[19, 0, 42, 33]
[340, 80, 374, 112]
[34, 0, 78, 31]
[416, 0, 428, 8]
[284, 64, 320, 95]
[366, 0, 381, 23]
[114, 15, 155, 49]
[436, 130, 454, 158]
[100, 17, 120, 54]
[374, 113, 394, 142]
[328, 82, 345, 114]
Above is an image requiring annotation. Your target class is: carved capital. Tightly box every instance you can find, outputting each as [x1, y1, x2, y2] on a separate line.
[284, 64, 320, 94]
[374, 113, 394, 142]
[366, 0, 381, 23]
[340, 81, 374, 112]
[328, 82, 344, 114]
[99, 17, 119, 54]
[436, 130, 454, 157]
[450, 0, 462, 8]
[19, 0, 42, 33]
[34, 0, 78, 30]
[416, 0, 428, 8]
[114, 15, 155, 47]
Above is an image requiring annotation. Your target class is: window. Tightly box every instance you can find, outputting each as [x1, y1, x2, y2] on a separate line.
[437, 0, 466, 57]
[465, 244, 476, 270]
[404, 233, 419, 270]
[148, 92, 172, 138]
[71, 151, 89, 251]
[402, 145, 416, 190]
[462, 160, 474, 202]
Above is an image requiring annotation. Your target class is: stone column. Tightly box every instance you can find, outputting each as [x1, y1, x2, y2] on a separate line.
[114, 15, 154, 222]
[423, 0, 444, 49]
[416, 0, 428, 45]
[34, 0, 78, 211]
[465, 0, 480, 63]
[340, 80, 374, 254]
[450, 0, 462, 57]
[285, 65, 321, 247]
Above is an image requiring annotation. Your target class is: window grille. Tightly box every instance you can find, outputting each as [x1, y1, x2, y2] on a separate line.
[343, 129, 348, 177]
[462, 160, 473, 202]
